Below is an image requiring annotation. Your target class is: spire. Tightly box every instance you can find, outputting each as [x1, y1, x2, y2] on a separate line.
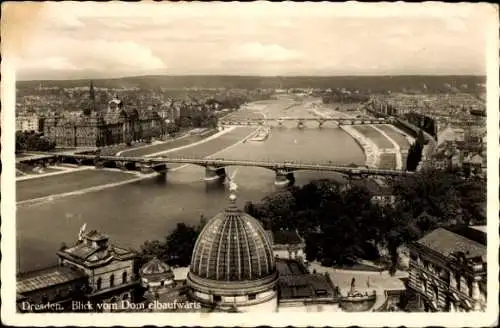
[89, 80, 96, 112]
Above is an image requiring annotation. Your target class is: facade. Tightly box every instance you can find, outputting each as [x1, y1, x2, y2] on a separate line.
[16, 113, 41, 132]
[16, 265, 89, 312]
[407, 227, 486, 312]
[43, 105, 162, 148]
[43, 85, 163, 148]
[186, 194, 280, 312]
[17, 228, 139, 312]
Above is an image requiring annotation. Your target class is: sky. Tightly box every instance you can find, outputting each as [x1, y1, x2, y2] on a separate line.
[2, 2, 496, 80]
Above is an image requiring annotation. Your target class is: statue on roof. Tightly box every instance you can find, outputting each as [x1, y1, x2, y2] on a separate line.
[78, 223, 87, 242]
[226, 169, 239, 193]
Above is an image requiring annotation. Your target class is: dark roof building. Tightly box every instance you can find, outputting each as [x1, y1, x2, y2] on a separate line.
[276, 259, 341, 312]
[407, 227, 487, 312]
[17, 227, 139, 312]
[266, 230, 306, 262]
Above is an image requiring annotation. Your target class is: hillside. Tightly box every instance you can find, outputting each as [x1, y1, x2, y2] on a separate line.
[17, 75, 486, 93]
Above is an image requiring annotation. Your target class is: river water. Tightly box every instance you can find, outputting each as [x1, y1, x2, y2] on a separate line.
[16, 99, 365, 272]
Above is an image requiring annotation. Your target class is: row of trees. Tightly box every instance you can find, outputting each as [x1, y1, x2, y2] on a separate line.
[137, 168, 485, 274]
[406, 130, 426, 171]
[16, 131, 56, 153]
[137, 217, 207, 269]
[244, 169, 485, 271]
[321, 91, 370, 104]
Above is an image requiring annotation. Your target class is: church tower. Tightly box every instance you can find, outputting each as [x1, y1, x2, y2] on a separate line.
[83, 80, 96, 116]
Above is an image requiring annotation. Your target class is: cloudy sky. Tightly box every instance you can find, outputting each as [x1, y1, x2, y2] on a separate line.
[2, 2, 496, 80]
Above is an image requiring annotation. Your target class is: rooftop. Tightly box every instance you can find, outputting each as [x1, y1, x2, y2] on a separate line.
[267, 230, 304, 245]
[17, 266, 87, 294]
[276, 259, 309, 276]
[141, 257, 173, 279]
[189, 195, 276, 282]
[416, 227, 486, 261]
[279, 274, 337, 300]
[276, 259, 337, 301]
[59, 230, 135, 265]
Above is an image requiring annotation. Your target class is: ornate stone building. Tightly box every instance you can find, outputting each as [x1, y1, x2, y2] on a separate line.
[43, 86, 163, 148]
[17, 227, 139, 312]
[407, 226, 487, 312]
[187, 194, 280, 312]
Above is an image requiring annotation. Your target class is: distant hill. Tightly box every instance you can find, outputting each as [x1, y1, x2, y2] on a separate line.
[16, 75, 486, 93]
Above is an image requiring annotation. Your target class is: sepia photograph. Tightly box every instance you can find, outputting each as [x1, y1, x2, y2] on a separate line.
[1, 1, 498, 326]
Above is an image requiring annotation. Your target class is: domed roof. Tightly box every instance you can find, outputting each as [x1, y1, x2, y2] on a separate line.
[141, 257, 174, 279]
[189, 195, 276, 282]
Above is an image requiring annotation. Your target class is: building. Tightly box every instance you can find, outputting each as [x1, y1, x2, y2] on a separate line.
[139, 257, 188, 311]
[43, 104, 162, 148]
[17, 227, 139, 312]
[366, 180, 396, 207]
[43, 82, 163, 148]
[186, 194, 280, 312]
[406, 226, 487, 312]
[16, 265, 89, 312]
[276, 259, 341, 312]
[16, 113, 41, 132]
[184, 192, 399, 313]
[266, 230, 306, 262]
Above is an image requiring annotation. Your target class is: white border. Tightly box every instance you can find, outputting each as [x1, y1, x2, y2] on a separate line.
[1, 2, 499, 327]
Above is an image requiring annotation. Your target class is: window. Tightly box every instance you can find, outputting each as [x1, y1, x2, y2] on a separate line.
[213, 295, 222, 303]
[248, 293, 256, 301]
[433, 285, 439, 301]
[96, 277, 102, 290]
[110, 274, 115, 288]
[122, 271, 127, 284]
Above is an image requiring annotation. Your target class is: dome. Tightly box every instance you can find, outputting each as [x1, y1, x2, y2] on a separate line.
[140, 257, 174, 282]
[189, 195, 276, 283]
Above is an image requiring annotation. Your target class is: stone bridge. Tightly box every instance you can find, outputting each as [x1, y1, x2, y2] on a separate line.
[19, 154, 414, 187]
[218, 117, 393, 129]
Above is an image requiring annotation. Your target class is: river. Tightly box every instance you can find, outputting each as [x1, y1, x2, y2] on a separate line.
[16, 98, 365, 272]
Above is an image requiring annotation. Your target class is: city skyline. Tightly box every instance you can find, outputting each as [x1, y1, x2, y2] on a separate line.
[3, 2, 494, 80]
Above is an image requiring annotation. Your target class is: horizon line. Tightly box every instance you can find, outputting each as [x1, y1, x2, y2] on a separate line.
[16, 73, 487, 83]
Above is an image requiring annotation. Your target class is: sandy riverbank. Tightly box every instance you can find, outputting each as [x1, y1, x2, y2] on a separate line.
[308, 107, 380, 168]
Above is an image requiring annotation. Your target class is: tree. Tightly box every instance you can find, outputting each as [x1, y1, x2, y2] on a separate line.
[138, 239, 168, 268]
[165, 223, 198, 266]
[165, 122, 180, 136]
[406, 129, 425, 171]
[16, 131, 56, 152]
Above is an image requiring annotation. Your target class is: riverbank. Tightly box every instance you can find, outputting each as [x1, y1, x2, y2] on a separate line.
[308, 106, 378, 168]
[17, 127, 257, 205]
[309, 105, 413, 170]
[341, 126, 379, 168]
[117, 129, 218, 157]
[143, 127, 238, 158]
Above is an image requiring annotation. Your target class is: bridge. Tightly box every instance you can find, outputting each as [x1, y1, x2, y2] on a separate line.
[218, 117, 393, 129]
[18, 153, 414, 187]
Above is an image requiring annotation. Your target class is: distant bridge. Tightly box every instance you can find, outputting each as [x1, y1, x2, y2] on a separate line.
[218, 117, 393, 128]
[18, 153, 413, 187]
